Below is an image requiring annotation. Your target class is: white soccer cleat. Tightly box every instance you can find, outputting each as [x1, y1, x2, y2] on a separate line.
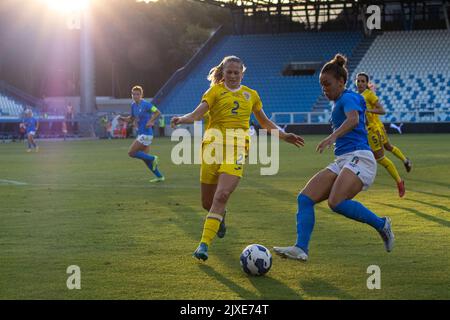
[273, 245, 308, 261]
[378, 217, 395, 252]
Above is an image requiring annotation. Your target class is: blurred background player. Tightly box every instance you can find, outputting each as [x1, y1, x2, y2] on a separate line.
[274, 54, 394, 262]
[24, 109, 39, 152]
[171, 55, 304, 261]
[119, 85, 164, 183]
[18, 122, 26, 142]
[356, 72, 412, 198]
[158, 115, 165, 137]
[62, 120, 68, 141]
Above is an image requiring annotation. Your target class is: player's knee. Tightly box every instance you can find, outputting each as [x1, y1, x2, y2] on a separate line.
[214, 189, 232, 205]
[374, 151, 384, 160]
[327, 197, 341, 211]
[202, 200, 212, 211]
[128, 151, 136, 158]
[297, 193, 315, 208]
[385, 144, 393, 151]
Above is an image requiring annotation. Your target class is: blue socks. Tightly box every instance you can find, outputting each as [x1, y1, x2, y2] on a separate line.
[295, 194, 315, 254]
[333, 200, 385, 231]
[146, 162, 163, 178]
[132, 151, 162, 178]
[27, 141, 37, 149]
[294, 195, 385, 255]
[134, 151, 155, 162]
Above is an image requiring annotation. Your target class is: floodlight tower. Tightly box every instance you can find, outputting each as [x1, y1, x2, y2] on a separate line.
[79, 4, 95, 114]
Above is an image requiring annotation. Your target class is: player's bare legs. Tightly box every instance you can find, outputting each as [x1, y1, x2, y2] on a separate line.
[201, 183, 226, 238]
[127, 139, 146, 157]
[209, 174, 239, 217]
[194, 174, 240, 260]
[301, 169, 337, 203]
[329, 168, 394, 252]
[201, 183, 217, 211]
[274, 169, 337, 261]
[373, 143, 405, 197]
[384, 140, 412, 173]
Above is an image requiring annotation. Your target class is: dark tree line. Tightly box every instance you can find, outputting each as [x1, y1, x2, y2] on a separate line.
[0, 0, 230, 98]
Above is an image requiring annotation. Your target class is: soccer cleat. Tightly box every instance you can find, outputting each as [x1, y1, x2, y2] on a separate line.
[217, 211, 227, 239]
[404, 158, 412, 173]
[397, 180, 405, 198]
[26, 149, 32, 153]
[152, 156, 159, 171]
[217, 219, 226, 239]
[35, 146, 39, 153]
[378, 217, 395, 252]
[193, 242, 208, 261]
[150, 176, 165, 183]
[273, 245, 308, 261]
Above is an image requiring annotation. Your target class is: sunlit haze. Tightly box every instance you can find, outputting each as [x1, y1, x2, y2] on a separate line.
[39, 0, 90, 13]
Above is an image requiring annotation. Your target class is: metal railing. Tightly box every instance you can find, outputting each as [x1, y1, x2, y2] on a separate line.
[270, 110, 450, 124]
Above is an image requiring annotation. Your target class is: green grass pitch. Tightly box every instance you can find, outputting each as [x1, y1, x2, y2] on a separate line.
[0, 134, 449, 299]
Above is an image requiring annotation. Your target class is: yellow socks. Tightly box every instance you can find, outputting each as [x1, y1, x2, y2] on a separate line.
[390, 146, 407, 163]
[200, 213, 223, 246]
[377, 156, 402, 183]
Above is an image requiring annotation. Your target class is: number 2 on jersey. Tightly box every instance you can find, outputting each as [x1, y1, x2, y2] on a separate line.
[231, 101, 239, 115]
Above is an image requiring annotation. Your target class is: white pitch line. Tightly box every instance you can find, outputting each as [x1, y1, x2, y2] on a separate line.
[0, 179, 28, 186]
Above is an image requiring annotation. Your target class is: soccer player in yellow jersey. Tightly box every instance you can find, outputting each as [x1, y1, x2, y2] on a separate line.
[356, 73, 412, 198]
[171, 56, 304, 261]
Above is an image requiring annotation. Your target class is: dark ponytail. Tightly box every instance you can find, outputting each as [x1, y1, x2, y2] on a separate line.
[321, 54, 348, 83]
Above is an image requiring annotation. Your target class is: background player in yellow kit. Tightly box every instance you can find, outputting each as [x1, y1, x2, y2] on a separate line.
[171, 55, 304, 261]
[356, 73, 412, 197]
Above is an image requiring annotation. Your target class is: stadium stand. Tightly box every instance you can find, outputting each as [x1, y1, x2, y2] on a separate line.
[158, 32, 363, 120]
[0, 93, 29, 118]
[350, 30, 450, 122]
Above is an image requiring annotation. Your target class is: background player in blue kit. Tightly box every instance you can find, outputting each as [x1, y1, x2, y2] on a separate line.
[274, 54, 395, 261]
[119, 85, 164, 182]
[24, 109, 39, 153]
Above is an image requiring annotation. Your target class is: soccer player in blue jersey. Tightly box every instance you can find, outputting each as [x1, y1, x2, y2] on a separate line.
[119, 85, 164, 182]
[24, 109, 39, 153]
[273, 54, 394, 261]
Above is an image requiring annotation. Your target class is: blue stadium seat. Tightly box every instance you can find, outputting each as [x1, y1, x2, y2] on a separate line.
[349, 30, 450, 122]
[159, 32, 362, 116]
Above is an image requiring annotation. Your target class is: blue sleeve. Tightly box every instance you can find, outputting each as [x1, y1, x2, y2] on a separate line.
[342, 94, 364, 114]
[131, 104, 136, 117]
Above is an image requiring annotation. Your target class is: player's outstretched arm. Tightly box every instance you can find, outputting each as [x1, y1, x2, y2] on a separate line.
[170, 102, 209, 128]
[253, 109, 304, 148]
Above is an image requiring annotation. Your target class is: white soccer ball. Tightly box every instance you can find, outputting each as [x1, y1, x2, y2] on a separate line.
[240, 244, 272, 276]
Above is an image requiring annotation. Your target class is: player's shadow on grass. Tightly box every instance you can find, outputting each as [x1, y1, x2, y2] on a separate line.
[405, 198, 450, 213]
[167, 200, 208, 241]
[380, 203, 450, 228]
[168, 199, 260, 273]
[374, 181, 450, 200]
[198, 264, 303, 300]
[243, 178, 297, 203]
[408, 178, 450, 189]
[299, 278, 355, 300]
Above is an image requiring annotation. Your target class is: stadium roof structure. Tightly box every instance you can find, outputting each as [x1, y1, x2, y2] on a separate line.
[192, 0, 449, 8]
[190, 0, 450, 32]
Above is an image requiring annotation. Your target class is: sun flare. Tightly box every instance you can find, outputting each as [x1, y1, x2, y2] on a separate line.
[40, 0, 90, 13]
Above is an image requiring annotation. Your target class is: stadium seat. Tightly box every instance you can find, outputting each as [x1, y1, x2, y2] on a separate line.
[159, 32, 362, 117]
[350, 30, 450, 122]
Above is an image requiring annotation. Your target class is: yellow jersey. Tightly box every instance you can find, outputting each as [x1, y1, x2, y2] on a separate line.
[361, 89, 384, 129]
[201, 83, 262, 145]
